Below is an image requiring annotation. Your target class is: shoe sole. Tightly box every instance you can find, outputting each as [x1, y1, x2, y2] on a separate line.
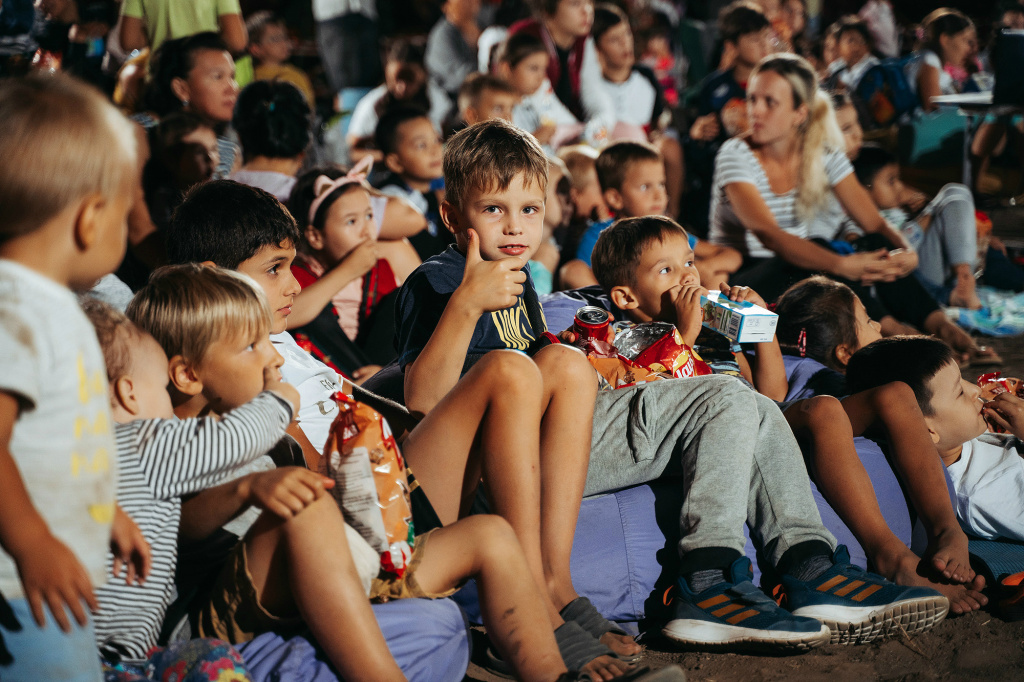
[792, 595, 949, 645]
[660, 619, 831, 652]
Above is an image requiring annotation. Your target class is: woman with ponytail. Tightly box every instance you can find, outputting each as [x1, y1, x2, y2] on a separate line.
[707, 53, 992, 362]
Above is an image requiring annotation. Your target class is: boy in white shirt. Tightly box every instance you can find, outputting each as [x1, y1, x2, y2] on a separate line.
[847, 336, 1024, 542]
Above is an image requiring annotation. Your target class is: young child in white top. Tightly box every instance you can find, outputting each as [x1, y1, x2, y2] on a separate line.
[0, 74, 149, 680]
[847, 336, 1024, 543]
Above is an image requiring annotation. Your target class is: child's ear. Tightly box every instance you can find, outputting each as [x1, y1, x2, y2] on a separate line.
[923, 417, 942, 445]
[834, 344, 853, 368]
[464, 107, 480, 126]
[497, 62, 512, 81]
[609, 285, 640, 311]
[438, 200, 461, 236]
[384, 152, 405, 175]
[72, 193, 107, 253]
[168, 355, 203, 397]
[304, 223, 324, 250]
[603, 188, 624, 213]
[112, 376, 140, 416]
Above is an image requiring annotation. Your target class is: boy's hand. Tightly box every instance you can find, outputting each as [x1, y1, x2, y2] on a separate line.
[242, 467, 335, 520]
[900, 187, 928, 213]
[556, 324, 616, 346]
[341, 236, 379, 279]
[456, 229, 527, 317]
[15, 532, 98, 632]
[110, 504, 151, 587]
[984, 393, 1024, 438]
[670, 283, 708, 346]
[718, 282, 767, 310]
[263, 365, 301, 416]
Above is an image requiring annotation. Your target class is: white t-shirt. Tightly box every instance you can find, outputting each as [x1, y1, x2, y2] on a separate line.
[0, 260, 118, 598]
[709, 137, 854, 259]
[904, 50, 955, 98]
[347, 82, 452, 142]
[600, 71, 657, 128]
[272, 331, 342, 453]
[946, 434, 1024, 542]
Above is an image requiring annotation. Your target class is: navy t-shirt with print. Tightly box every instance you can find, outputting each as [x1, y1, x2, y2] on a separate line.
[395, 245, 546, 375]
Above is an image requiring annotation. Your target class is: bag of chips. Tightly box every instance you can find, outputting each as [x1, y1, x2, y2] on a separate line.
[978, 372, 1024, 434]
[321, 391, 414, 578]
[616, 322, 712, 379]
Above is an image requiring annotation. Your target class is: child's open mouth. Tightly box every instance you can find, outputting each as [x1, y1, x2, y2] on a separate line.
[499, 244, 528, 257]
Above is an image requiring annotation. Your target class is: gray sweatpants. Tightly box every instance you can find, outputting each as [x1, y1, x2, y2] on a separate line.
[585, 374, 836, 569]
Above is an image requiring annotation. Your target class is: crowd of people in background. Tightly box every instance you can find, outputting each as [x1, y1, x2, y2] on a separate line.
[3, 1, 1024, 681]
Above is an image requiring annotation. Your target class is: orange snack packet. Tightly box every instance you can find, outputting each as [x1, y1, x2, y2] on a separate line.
[321, 392, 414, 578]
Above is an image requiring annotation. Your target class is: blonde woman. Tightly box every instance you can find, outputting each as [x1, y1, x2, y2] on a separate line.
[708, 53, 994, 362]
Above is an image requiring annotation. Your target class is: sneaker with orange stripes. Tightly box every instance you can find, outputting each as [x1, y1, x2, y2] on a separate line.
[778, 546, 950, 645]
[661, 556, 831, 652]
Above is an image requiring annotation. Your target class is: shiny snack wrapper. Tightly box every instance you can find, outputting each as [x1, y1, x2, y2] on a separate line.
[977, 372, 1024, 434]
[586, 322, 711, 388]
[617, 322, 712, 379]
[321, 392, 414, 578]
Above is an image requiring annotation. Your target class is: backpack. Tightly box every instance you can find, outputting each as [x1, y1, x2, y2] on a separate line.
[854, 56, 918, 128]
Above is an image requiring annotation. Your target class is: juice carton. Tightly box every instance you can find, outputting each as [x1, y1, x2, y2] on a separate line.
[700, 291, 778, 343]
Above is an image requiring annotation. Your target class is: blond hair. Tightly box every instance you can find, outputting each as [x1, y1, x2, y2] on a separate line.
[0, 74, 138, 242]
[557, 145, 599, 191]
[750, 54, 843, 220]
[126, 264, 272, 365]
[443, 119, 548, 209]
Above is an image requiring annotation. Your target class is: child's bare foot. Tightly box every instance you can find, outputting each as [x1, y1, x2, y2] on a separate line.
[581, 654, 633, 681]
[878, 545, 987, 615]
[925, 525, 974, 583]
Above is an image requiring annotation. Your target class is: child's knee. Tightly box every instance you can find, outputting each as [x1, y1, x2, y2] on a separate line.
[875, 380, 917, 407]
[534, 344, 594, 384]
[477, 349, 543, 389]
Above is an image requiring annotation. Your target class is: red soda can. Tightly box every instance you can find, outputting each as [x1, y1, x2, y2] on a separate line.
[574, 306, 611, 347]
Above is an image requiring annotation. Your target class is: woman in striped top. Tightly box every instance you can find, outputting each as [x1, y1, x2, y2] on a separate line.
[708, 54, 990, 360]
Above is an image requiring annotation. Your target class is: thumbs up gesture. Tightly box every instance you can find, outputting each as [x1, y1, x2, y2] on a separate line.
[455, 228, 528, 317]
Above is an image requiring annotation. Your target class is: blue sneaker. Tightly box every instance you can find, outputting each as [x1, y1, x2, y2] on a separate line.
[661, 556, 831, 652]
[777, 546, 950, 645]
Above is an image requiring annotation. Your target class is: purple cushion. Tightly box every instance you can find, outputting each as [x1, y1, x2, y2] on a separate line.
[237, 598, 470, 682]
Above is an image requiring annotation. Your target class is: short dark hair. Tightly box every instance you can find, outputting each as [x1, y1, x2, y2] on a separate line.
[80, 297, 142, 385]
[591, 215, 688, 293]
[845, 336, 957, 415]
[773, 276, 861, 372]
[529, 0, 564, 18]
[834, 15, 873, 48]
[374, 106, 431, 157]
[144, 32, 231, 117]
[233, 80, 312, 162]
[443, 118, 548, 209]
[166, 180, 300, 268]
[852, 144, 896, 187]
[592, 3, 629, 44]
[595, 140, 661, 193]
[245, 10, 284, 46]
[497, 32, 548, 69]
[458, 73, 518, 115]
[719, 1, 770, 45]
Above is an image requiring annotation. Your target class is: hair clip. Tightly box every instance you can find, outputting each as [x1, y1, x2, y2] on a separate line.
[798, 328, 807, 357]
[307, 155, 374, 224]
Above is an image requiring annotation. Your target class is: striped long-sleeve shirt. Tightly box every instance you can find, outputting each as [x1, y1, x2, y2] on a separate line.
[95, 391, 293, 659]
